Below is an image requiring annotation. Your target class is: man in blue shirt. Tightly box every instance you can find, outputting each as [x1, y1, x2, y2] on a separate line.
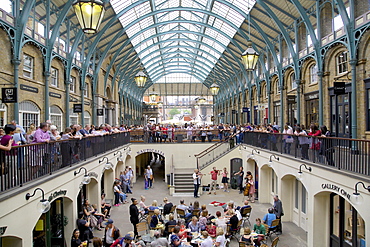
[262, 207, 277, 229]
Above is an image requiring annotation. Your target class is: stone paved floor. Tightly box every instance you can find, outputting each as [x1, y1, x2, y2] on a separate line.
[94, 165, 307, 247]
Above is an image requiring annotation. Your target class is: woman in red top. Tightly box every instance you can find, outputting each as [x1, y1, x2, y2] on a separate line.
[206, 222, 216, 238]
[308, 124, 322, 160]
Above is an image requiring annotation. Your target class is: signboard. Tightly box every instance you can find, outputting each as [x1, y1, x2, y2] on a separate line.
[242, 107, 250, 112]
[97, 109, 104, 116]
[49, 92, 61, 98]
[84, 101, 90, 106]
[334, 81, 345, 95]
[1, 88, 17, 103]
[73, 104, 82, 113]
[20, 84, 38, 93]
[69, 96, 78, 102]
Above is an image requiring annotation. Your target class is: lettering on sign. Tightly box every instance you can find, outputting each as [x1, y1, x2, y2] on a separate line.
[48, 190, 67, 202]
[20, 84, 38, 93]
[49, 92, 62, 98]
[137, 149, 165, 156]
[0, 226, 7, 236]
[321, 183, 351, 200]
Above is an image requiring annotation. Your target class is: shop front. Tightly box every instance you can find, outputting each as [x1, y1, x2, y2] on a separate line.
[329, 83, 351, 137]
[304, 91, 319, 129]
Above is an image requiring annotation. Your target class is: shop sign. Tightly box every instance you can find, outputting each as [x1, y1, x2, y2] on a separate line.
[137, 149, 165, 156]
[49, 92, 61, 98]
[305, 93, 319, 100]
[1, 88, 17, 103]
[242, 107, 250, 112]
[321, 183, 351, 200]
[20, 84, 38, 93]
[97, 109, 104, 116]
[84, 101, 90, 106]
[334, 81, 345, 95]
[48, 190, 67, 202]
[0, 226, 7, 236]
[69, 96, 78, 102]
[73, 104, 82, 113]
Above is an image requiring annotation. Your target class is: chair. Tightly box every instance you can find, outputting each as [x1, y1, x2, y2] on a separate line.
[241, 207, 252, 226]
[271, 237, 279, 247]
[192, 209, 200, 217]
[227, 220, 243, 242]
[176, 208, 185, 219]
[168, 224, 176, 234]
[267, 219, 280, 241]
[170, 205, 176, 214]
[136, 222, 151, 243]
[148, 210, 155, 217]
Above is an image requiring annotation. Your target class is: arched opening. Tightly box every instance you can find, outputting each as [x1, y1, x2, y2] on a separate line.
[50, 105, 63, 130]
[292, 179, 308, 231]
[84, 111, 91, 126]
[19, 100, 40, 132]
[280, 174, 296, 221]
[313, 191, 366, 247]
[32, 196, 73, 247]
[135, 152, 165, 189]
[69, 108, 78, 126]
[1, 236, 22, 247]
[258, 164, 271, 203]
[102, 168, 114, 202]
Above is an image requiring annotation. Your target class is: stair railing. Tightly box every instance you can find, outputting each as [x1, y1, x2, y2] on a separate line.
[194, 140, 231, 170]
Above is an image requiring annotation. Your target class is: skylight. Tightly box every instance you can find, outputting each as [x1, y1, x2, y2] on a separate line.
[111, 0, 256, 83]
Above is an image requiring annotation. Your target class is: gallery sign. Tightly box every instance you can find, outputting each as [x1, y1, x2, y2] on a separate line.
[321, 183, 351, 200]
[48, 190, 67, 202]
[137, 149, 165, 157]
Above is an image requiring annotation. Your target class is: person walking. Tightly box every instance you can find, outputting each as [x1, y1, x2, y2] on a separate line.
[208, 167, 219, 195]
[193, 169, 202, 198]
[147, 165, 154, 188]
[273, 195, 284, 235]
[129, 198, 140, 239]
[234, 166, 244, 194]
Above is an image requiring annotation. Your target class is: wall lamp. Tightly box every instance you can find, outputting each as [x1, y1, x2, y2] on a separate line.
[74, 167, 91, 184]
[249, 149, 260, 159]
[351, 182, 370, 205]
[239, 145, 247, 153]
[114, 151, 123, 162]
[99, 157, 113, 170]
[25, 188, 51, 213]
[297, 164, 312, 180]
[268, 154, 279, 167]
[123, 146, 132, 156]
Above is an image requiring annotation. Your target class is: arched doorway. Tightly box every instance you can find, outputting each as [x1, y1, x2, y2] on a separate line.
[313, 191, 366, 247]
[1, 236, 22, 247]
[135, 152, 165, 188]
[292, 179, 308, 231]
[32, 196, 73, 247]
[280, 174, 296, 222]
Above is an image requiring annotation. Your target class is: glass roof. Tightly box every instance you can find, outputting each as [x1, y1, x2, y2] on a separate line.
[111, 0, 256, 83]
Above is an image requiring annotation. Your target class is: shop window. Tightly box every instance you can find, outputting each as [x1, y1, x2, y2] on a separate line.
[23, 54, 34, 79]
[336, 51, 348, 75]
[50, 105, 63, 130]
[310, 64, 318, 84]
[0, 101, 7, 127]
[305, 98, 319, 129]
[19, 101, 40, 132]
[51, 67, 58, 87]
[70, 76, 76, 93]
[271, 170, 275, 193]
[273, 103, 280, 125]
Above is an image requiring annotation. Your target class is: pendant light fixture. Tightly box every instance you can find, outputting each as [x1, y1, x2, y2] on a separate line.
[73, 0, 105, 34]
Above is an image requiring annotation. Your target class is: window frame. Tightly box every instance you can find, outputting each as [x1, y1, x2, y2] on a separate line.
[310, 64, 318, 84]
[336, 51, 348, 75]
[23, 54, 34, 79]
[70, 76, 76, 93]
[51, 67, 59, 87]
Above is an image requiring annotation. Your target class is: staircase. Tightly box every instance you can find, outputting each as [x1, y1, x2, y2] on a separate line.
[173, 168, 194, 195]
[195, 141, 237, 170]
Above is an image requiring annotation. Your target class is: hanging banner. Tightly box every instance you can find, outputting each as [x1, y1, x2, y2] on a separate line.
[1, 88, 17, 103]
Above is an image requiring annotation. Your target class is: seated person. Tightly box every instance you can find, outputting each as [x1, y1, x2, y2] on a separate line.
[151, 231, 169, 247]
[189, 201, 200, 214]
[198, 210, 208, 231]
[163, 197, 174, 216]
[200, 231, 213, 247]
[169, 225, 185, 243]
[149, 200, 159, 211]
[252, 218, 266, 246]
[240, 227, 253, 245]
[214, 211, 227, 232]
[228, 210, 239, 233]
[164, 214, 177, 237]
[101, 193, 111, 218]
[177, 220, 188, 239]
[205, 222, 216, 238]
[177, 200, 192, 222]
[188, 216, 200, 232]
[262, 207, 277, 229]
[237, 200, 252, 217]
[150, 209, 163, 229]
[139, 195, 149, 214]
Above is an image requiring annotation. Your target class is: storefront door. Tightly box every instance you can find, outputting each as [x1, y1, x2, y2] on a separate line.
[330, 94, 350, 137]
[330, 193, 365, 247]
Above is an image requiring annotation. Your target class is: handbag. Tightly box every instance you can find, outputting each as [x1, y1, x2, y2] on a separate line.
[89, 215, 98, 228]
[285, 136, 294, 143]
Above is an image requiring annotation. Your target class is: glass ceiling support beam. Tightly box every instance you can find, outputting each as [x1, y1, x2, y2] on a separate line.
[264, 0, 295, 20]
[12, 0, 35, 122]
[149, 67, 209, 82]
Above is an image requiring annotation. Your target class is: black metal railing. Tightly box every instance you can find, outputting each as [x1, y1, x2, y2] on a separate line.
[242, 132, 370, 176]
[0, 132, 130, 192]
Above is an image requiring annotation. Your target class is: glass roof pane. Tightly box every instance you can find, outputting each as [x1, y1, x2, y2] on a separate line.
[111, 0, 256, 83]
